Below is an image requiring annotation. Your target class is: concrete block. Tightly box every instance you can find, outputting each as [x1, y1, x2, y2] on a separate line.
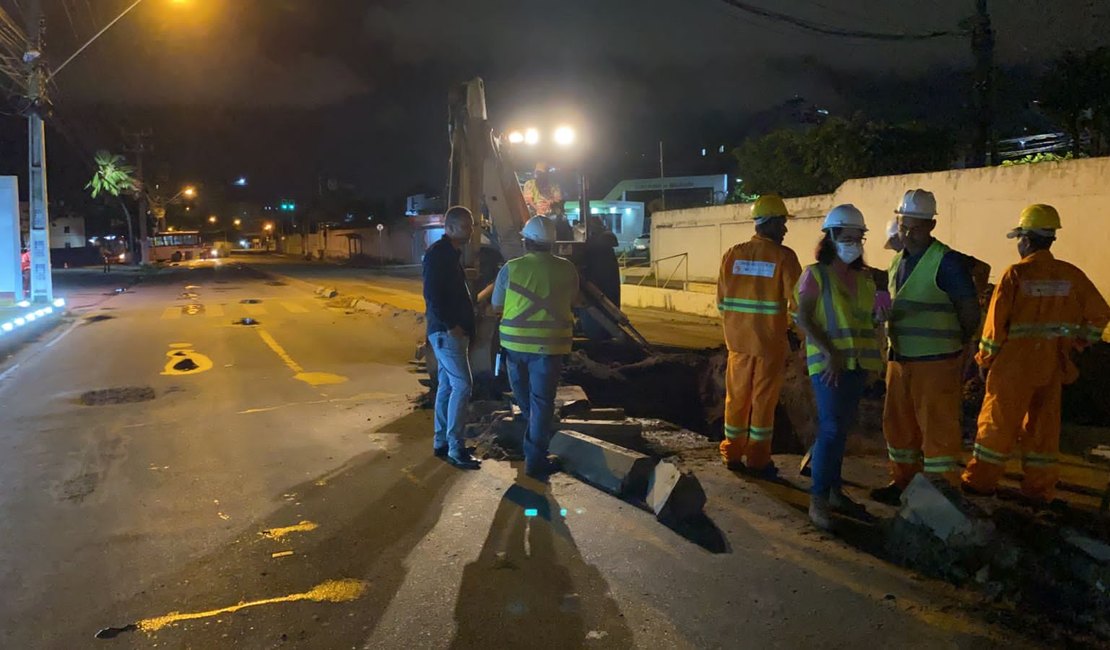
[549, 430, 655, 498]
[646, 461, 707, 523]
[556, 384, 591, 417]
[558, 419, 643, 445]
[582, 407, 626, 420]
[897, 474, 995, 547]
[352, 299, 384, 316]
[1065, 531, 1110, 564]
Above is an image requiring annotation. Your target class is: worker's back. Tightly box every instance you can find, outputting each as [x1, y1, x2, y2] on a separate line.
[717, 235, 801, 356]
[981, 250, 1109, 383]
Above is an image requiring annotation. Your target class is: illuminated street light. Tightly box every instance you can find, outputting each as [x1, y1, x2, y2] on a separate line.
[182, 186, 197, 199]
[208, 215, 217, 224]
[263, 223, 274, 232]
[233, 218, 242, 227]
[553, 125, 576, 147]
[233, 176, 247, 187]
[507, 130, 524, 144]
[524, 128, 540, 146]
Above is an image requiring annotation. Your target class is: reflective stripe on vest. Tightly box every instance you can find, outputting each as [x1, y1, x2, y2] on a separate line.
[499, 253, 575, 355]
[718, 297, 784, 315]
[888, 240, 963, 357]
[801, 264, 882, 376]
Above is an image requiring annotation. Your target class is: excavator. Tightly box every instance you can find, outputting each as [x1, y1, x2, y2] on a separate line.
[422, 77, 652, 395]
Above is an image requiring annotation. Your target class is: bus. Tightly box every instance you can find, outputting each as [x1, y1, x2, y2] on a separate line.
[151, 231, 214, 263]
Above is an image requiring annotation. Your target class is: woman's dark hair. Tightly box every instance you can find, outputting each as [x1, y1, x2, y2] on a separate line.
[815, 227, 865, 270]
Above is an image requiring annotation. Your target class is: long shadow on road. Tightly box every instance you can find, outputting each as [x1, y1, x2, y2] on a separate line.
[451, 475, 635, 649]
[89, 409, 461, 648]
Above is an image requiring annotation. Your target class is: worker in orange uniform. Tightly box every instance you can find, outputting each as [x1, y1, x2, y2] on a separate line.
[871, 189, 982, 504]
[962, 204, 1109, 502]
[717, 194, 802, 476]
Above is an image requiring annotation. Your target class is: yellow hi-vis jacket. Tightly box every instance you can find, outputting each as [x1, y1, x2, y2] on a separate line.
[498, 252, 578, 355]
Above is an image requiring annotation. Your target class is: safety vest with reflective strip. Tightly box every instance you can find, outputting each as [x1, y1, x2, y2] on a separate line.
[888, 240, 964, 358]
[799, 264, 883, 376]
[498, 252, 577, 355]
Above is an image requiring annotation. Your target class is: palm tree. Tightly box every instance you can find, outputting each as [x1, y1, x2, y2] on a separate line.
[86, 151, 141, 261]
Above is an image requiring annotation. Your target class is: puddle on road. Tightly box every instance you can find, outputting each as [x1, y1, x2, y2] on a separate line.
[79, 387, 156, 406]
[235, 317, 259, 326]
[240, 298, 262, 304]
[83, 314, 114, 323]
[94, 624, 137, 639]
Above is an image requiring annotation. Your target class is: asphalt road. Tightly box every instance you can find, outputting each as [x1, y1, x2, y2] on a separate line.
[0, 259, 1031, 649]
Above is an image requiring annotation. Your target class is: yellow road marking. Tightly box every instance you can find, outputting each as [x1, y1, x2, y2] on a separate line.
[256, 328, 347, 387]
[206, 303, 225, 317]
[261, 521, 319, 540]
[169, 342, 191, 348]
[160, 344, 214, 376]
[243, 303, 267, 316]
[271, 550, 294, 558]
[136, 579, 368, 633]
[161, 307, 181, 320]
[281, 301, 309, 313]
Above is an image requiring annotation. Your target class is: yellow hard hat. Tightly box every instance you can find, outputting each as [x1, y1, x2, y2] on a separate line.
[751, 194, 791, 221]
[1008, 203, 1062, 238]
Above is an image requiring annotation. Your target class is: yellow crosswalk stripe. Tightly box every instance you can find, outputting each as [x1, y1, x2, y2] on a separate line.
[161, 307, 181, 320]
[206, 303, 226, 318]
[280, 302, 309, 314]
[243, 304, 268, 316]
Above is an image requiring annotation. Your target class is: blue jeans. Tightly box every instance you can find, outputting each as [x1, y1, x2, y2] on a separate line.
[505, 350, 563, 469]
[810, 369, 867, 496]
[430, 331, 472, 455]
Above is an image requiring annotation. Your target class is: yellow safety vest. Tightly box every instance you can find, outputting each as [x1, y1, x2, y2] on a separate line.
[499, 253, 577, 355]
[888, 240, 963, 357]
[800, 264, 882, 376]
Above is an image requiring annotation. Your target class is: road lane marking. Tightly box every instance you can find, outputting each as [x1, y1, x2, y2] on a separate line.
[128, 579, 368, 634]
[45, 319, 81, 348]
[243, 303, 267, 316]
[271, 550, 295, 558]
[160, 344, 214, 376]
[281, 301, 309, 313]
[255, 328, 347, 387]
[261, 521, 319, 540]
[206, 303, 225, 317]
[161, 307, 181, 320]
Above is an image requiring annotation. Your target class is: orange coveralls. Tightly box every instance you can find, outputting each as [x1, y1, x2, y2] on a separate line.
[962, 250, 1110, 501]
[717, 235, 802, 469]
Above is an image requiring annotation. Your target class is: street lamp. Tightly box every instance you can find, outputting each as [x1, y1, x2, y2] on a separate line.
[182, 186, 197, 199]
[208, 215, 217, 224]
[233, 218, 242, 227]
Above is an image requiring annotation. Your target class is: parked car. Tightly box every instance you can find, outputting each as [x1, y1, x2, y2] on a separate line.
[628, 233, 650, 261]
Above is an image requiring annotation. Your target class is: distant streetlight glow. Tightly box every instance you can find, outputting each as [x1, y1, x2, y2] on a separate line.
[507, 130, 524, 144]
[553, 125, 576, 147]
[233, 177, 247, 186]
[524, 128, 540, 146]
[182, 186, 197, 198]
[208, 215, 217, 224]
[263, 223, 273, 232]
[233, 218, 242, 227]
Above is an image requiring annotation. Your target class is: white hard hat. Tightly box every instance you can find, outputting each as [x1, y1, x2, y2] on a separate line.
[521, 215, 556, 244]
[883, 218, 900, 249]
[895, 189, 937, 219]
[822, 204, 867, 231]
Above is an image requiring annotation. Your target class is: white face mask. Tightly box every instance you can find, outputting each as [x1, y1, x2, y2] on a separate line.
[835, 241, 862, 263]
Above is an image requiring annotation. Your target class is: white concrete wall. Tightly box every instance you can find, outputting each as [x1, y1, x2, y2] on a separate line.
[652, 157, 1110, 298]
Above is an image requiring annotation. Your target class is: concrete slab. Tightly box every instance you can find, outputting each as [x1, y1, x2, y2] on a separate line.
[897, 474, 995, 547]
[582, 407, 626, 420]
[558, 419, 643, 445]
[549, 430, 655, 498]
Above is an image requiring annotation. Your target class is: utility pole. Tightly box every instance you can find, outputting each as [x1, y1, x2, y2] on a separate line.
[125, 129, 153, 263]
[658, 141, 666, 211]
[24, 0, 51, 303]
[971, 0, 996, 167]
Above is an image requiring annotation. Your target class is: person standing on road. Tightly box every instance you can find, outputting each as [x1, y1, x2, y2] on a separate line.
[716, 194, 803, 476]
[872, 189, 981, 504]
[962, 205, 1110, 502]
[492, 216, 579, 479]
[795, 205, 883, 530]
[422, 206, 482, 470]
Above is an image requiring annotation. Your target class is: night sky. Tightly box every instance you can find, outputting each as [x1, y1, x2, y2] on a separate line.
[0, 0, 1107, 211]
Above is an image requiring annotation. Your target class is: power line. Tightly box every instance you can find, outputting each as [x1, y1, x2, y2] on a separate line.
[714, 0, 965, 41]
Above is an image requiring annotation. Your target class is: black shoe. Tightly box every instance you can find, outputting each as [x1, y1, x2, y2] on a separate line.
[960, 482, 996, 497]
[727, 461, 779, 480]
[433, 445, 449, 458]
[869, 483, 903, 506]
[447, 450, 481, 470]
[526, 457, 561, 480]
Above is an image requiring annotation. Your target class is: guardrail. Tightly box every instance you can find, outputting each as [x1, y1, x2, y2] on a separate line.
[633, 252, 688, 291]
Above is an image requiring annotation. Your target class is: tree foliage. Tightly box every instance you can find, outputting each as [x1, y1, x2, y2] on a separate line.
[86, 151, 140, 199]
[1001, 152, 1074, 167]
[733, 116, 955, 197]
[1039, 47, 1110, 157]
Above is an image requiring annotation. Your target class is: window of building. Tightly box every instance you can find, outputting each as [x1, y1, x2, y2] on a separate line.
[63, 226, 70, 233]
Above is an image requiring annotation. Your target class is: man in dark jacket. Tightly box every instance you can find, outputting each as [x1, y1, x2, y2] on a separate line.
[422, 206, 481, 470]
[579, 216, 622, 339]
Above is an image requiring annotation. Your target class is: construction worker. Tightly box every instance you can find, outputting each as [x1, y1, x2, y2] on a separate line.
[492, 216, 579, 479]
[962, 205, 1110, 502]
[716, 194, 802, 475]
[872, 189, 982, 504]
[795, 205, 883, 529]
[521, 162, 563, 218]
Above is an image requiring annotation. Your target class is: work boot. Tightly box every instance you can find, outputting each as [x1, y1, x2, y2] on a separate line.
[526, 456, 561, 481]
[809, 495, 832, 531]
[960, 481, 996, 497]
[447, 449, 481, 470]
[727, 460, 779, 481]
[828, 490, 870, 520]
[869, 483, 903, 506]
[433, 445, 449, 458]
